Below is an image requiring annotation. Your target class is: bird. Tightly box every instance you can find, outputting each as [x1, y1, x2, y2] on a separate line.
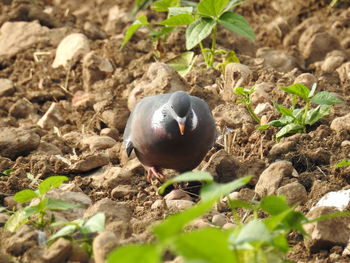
[123, 90, 216, 181]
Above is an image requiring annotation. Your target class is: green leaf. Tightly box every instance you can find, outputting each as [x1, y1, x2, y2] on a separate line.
[260, 195, 290, 215]
[107, 244, 160, 263]
[228, 200, 254, 210]
[334, 160, 350, 168]
[263, 208, 293, 231]
[310, 91, 343, 105]
[232, 219, 272, 245]
[152, 0, 179, 12]
[2, 168, 14, 176]
[166, 51, 197, 77]
[158, 171, 213, 194]
[46, 199, 81, 211]
[186, 18, 216, 50]
[14, 189, 38, 203]
[200, 176, 251, 202]
[234, 87, 247, 95]
[38, 176, 68, 196]
[173, 228, 237, 263]
[81, 213, 105, 234]
[268, 120, 288, 127]
[309, 83, 317, 98]
[5, 206, 38, 232]
[273, 103, 294, 118]
[158, 14, 194, 26]
[168, 6, 193, 16]
[307, 211, 350, 224]
[258, 124, 270, 130]
[280, 84, 310, 100]
[305, 105, 330, 125]
[120, 15, 149, 49]
[48, 224, 78, 242]
[198, 0, 229, 18]
[276, 123, 304, 140]
[272, 234, 290, 252]
[218, 11, 255, 41]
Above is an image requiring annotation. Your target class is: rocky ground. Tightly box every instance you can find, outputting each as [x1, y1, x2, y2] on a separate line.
[0, 0, 349, 262]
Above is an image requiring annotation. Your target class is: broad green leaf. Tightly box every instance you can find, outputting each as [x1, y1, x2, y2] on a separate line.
[5, 206, 37, 232]
[186, 18, 216, 50]
[198, 0, 229, 18]
[81, 213, 105, 234]
[272, 234, 289, 252]
[334, 160, 350, 168]
[152, 0, 179, 12]
[276, 123, 304, 140]
[107, 244, 160, 263]
[258, 124, 270, 130]
[38, 176, 68, 196]
[149, 26, 174, 39]
[200, 176, 251, 202]
[232, 219, 272, 245]
[234, 87, 247, 95]
[168, 6, 193, 16]
[310, 91, 343, 105]
[2, 168, 14, 176]
[166, 51, 197, 77]
[280, 84, 310, 100]
[46, 199, 80, 210]
[48, 224, 77, 242]
[51, 219, 84, 227]
[218, 12, 255, 41]
[158, 14, 194, 26]
[263, 208, 293, 231]
[260, 195, 290, 215]
[14, 189, 38, 203]
[292, 108, 304, 122]
[153, 199, 216, 242]
[228, 200, 254, 210]
[309, 83, 317, 98]
[173, 228, 237, 263]
[120, 15, 149, 49]
[273, 103, 294, 118]
[158, 171, 213, 194]
[305, 105, 330, 125]
[268, 120, 288, 127]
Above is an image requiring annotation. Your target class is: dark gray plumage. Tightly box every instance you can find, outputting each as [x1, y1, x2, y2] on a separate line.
[123, 91, 216, 180]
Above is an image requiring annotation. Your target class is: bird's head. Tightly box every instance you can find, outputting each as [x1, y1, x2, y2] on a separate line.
[168, 91, 191, 135]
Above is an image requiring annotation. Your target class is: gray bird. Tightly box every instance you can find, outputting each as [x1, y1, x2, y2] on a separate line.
[123, 91, 216, 181]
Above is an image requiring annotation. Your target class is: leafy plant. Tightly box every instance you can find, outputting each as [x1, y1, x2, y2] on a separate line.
[260, 83, 343, 140]
[334, 160, 350, 168]
[107, 171, 349, 263]
[1, 168, 14, 176]
[5, 176, 80, 232]
[234, 87, 260, 124]
[49, 213, 105, 255]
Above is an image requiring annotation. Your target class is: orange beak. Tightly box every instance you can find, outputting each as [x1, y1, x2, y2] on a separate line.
[178, 123, 185, 135]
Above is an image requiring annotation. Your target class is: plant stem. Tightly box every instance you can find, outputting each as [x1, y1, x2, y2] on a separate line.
[246, 104, 261, 124]
[209, 24, 218, 67]
[302, 100, 309, 132]
[199, 42, 209, 67]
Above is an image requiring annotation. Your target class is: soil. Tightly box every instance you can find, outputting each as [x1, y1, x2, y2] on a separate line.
[0, 0, 349, 262]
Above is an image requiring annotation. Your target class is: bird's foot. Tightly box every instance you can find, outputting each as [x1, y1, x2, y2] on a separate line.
[147, 167, 165, 182]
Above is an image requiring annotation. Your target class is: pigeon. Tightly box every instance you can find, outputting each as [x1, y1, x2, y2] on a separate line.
[123, 90, 216, 181]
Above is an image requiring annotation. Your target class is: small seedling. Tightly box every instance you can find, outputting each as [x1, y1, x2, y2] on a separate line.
[5, 176, 80, 232]
[334, 160, 350, 168]
[49, 213, 105, 255]
[260, 83, 343, 140]
[234, 87, 260, 124]
[1, 168, 14, 176]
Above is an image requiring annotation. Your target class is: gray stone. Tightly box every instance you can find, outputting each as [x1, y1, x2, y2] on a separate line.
[43, 238, 72, 263]
[321, 56, 345, 73]
[164, 190, 192, 201]
[269, 141, 296, 158]
[330, 113, 350, 133]
[5, 225, 37, 256]
[277, 182, 308, 205]
[100, 127, 119, 140]
[93, 231, 119, 263]
[0, 79, 15, 97]
[9, 98, 34, 118]
[257, 48, 298, 72]
[111, 185, 137, 199]
[82, 135, 117, 151]
[212, 214, 227, 227]
[70, 153, 109, 172]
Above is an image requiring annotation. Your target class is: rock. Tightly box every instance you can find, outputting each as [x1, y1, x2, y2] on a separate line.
[70, 153, 109, 172]
[0, 79, 15, 97]
[254, 102, 273, 116]
[81, 135, 117, 151]
[52, 33, 90, 68]
[5, 225, 37, 256]
[269, 141, 296, 158]
[84, 198, 133, 224]
[212, 214, 227, 227]
[304, 206, 350, 252]
[166, 200, 194, 212]
[257, 48, 298, 72]
[302, 32, 341, 64]
[84, 21, 107, 40]
[222, 223, 236, 230]
[223, 63, 252, 102]
[100, 127, 119, 140]
[0, 127, 40, 160]
[201, 149, 240, 183]
[306, 148, 330, 165]
[251, 82, 274, 105]
[82, 51, 114, 89]
[187, 218, 211, 230]
[276, 182, 308, 205]
[9, 98, 34, 118]
[227, 188, 256, 202]
[213, 104, 253, 128]
[255, 161, 298, 198]
[341, 37, 350, 49]
[35, 141, 62, 155]
[312, 189, 350, 211]
[69, 243, 90, 263]
[341, 140, 350, 147]
[321, 55, 345, 73]
[111, 185, 137, 199]
[123, 157, 144, 175]
[89, 166, 132, 189]
[164, 190, 192, 201]
[128, 62, 189, 111]
[151, 199, 166, 210]
[43, 238, 72, 263]
[93, 231, 119, 263]
[336, 62, 350, 85]
[294, 73, 317, 88]
[330, 113, 350, 133]
[0, 21, 66, 57]
[72, 90, 94, 109]
[37, 102, 67, 129]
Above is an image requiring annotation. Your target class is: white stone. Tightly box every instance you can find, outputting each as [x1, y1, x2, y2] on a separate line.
[312, 189, 350, 211]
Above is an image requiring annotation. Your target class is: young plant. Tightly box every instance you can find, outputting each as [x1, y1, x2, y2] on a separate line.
[261, 83, 343, 140]
[49, 213, 105, 255]
[234, 87, 260, 124]
[5, 176, 80, 232]
[334, 160, 350, 168]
